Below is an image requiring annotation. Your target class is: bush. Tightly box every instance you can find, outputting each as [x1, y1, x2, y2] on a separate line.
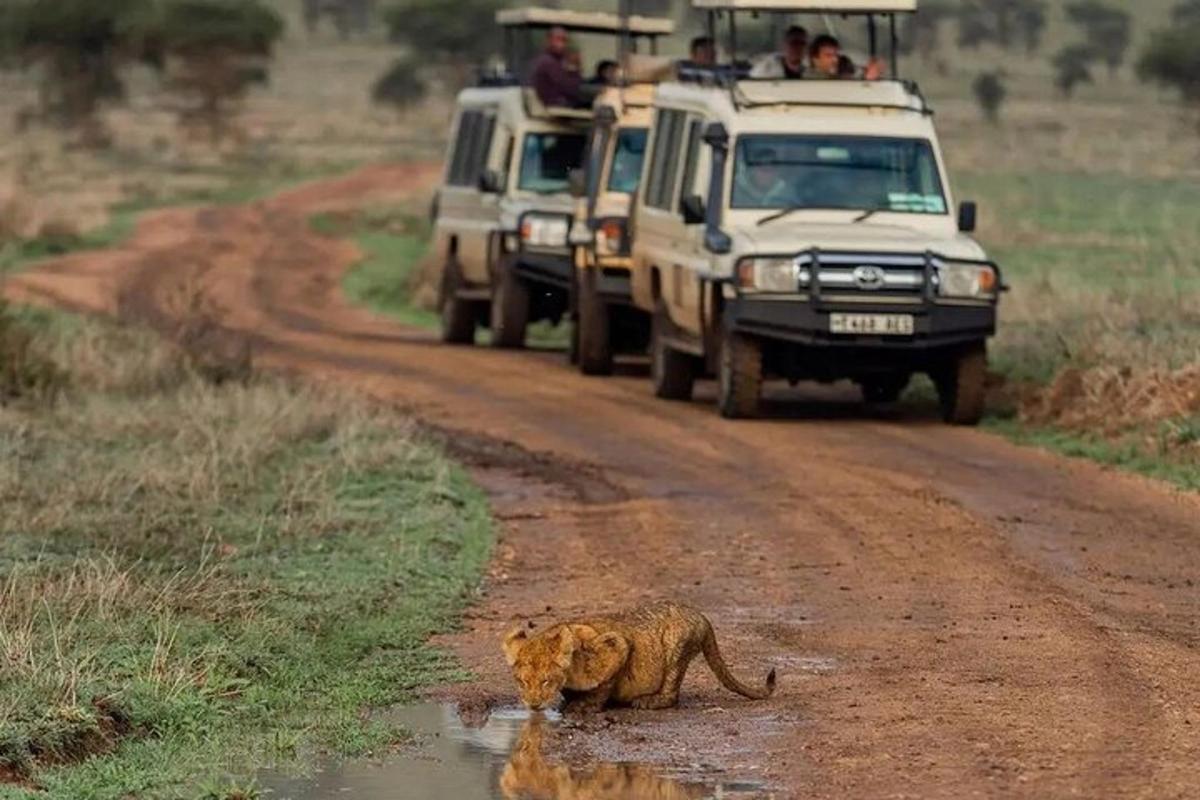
[972, 70, 1007, 124]
[382, 0, 507, 68]
[372, 56, 429, 110]
[1137, 23, 1200, 105]
[154, 0, 285, 140]
[0, 0, 157, 136]
[0, 302, 64, 402]
[1053, 44, 1096, 98]
[1065, 1, 1132, 76]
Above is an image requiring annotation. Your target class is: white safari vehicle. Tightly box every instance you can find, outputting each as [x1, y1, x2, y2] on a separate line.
[631, 0, 1003, 423]
[433, 8, 672, 349]
[568, 66, 672, 375]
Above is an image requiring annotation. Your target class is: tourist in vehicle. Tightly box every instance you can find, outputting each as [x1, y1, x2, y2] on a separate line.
[809, 34, 886, 81]
[684, 35, 717, 68]
[591, 59, 620, 87]
[528, 26, 593, 107]
[732, 148, 793, 208]
[749, 26, 809, 79]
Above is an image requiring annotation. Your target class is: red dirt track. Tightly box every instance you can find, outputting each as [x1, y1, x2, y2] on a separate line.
[7, 164, 1200, 799]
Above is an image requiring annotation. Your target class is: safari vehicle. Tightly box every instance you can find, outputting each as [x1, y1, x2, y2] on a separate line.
[630, 0, 1003, 423]
[567, 71, 668, 375]
[433, 8, 673, 349]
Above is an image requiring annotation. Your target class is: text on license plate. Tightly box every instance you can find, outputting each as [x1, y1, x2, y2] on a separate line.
[829, 313, 915, 336]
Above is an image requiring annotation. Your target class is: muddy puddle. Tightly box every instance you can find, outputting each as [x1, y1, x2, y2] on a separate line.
[258, 703, 770, 799]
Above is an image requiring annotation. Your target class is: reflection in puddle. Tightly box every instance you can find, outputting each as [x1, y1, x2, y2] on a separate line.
[258, 703, 767, 799]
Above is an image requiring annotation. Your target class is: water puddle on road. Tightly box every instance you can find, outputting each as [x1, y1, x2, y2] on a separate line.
[258, 703, 768, 799]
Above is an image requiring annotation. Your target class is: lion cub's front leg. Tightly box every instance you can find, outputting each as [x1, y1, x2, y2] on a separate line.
[564, 677, 617, 714]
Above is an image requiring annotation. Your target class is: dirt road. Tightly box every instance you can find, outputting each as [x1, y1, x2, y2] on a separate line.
[7, 164, 1199, 799]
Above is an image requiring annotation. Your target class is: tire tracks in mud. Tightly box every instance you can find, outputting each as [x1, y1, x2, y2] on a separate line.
[5, 163, 1200, 799]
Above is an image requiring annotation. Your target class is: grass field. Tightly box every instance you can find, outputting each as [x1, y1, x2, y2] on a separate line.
[0, 305, 492, 798]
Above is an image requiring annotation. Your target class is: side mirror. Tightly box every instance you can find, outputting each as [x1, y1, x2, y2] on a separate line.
[681, 195, 706, 225]
[958, 201, 977, 233]
[479, 169, 504, 194]
[567, 169, 587, 198]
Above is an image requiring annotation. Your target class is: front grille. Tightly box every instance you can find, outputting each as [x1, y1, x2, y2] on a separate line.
[794, 252, 929, 300]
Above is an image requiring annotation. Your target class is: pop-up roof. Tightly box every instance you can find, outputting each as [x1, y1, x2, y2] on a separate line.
[495, 8, 676, 36]
[692, 0, 916, 11]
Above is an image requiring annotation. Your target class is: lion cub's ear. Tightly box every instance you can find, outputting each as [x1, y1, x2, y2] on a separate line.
[503, 626, 528, 666]
[568, 631, 630, 691]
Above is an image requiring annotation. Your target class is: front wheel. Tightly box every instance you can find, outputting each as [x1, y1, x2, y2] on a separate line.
[439, 256, 476, 345]
[650, 305, 695, 401]
[576, 269, 613, 376]
[717, 328, 763, 419]
[490, 258, 529, 349]
[934, 343, 987, 425]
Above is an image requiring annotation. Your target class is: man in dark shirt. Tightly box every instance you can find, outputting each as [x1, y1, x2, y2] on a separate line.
[528, 26, 590, 108]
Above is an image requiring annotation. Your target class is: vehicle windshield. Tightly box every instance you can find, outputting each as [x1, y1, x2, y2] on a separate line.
[731, 135, 947, 214]
[606, 128, 648, 194]
[518, 132, 587, 193]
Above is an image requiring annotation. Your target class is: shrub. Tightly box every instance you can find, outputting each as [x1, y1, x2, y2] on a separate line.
[1137, 23, 1200, 106]
[372, 55, 429, 110]
[1053, 44, 1096, 98]
[0, 0, 157, 138]
[154, 0, 285, 140]
[972, 70, 1007, 124]
[1065, 1, 1132, 76]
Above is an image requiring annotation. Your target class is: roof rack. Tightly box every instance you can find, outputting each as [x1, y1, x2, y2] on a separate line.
[495, 8, 675, 36]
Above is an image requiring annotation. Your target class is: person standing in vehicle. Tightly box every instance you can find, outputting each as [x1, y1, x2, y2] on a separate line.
[808, 34, 886, 80]
[750, 26, 809, 79]
[529, 26, 592, 107]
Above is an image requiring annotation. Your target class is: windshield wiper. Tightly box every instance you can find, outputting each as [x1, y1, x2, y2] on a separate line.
[756, 206, 809, 227]
[853, 209, 881, 223]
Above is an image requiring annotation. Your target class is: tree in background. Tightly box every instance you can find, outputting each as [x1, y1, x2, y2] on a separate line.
[956, 0, 1046, 54]
[1052, 44, 1095, 98]
[972, 70, 1007, 124]
[1065, 1, 1132, 77]
[1137, 7, 1200, 114]
[898, 0, 956, 59]
[375, 0, 508, 111]
[0, 0, 157, 141]
[154, 0, 285, 140]
[304, 0, 375, 39]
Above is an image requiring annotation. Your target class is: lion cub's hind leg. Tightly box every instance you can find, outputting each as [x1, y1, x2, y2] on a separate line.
[629, 641, 699, 710]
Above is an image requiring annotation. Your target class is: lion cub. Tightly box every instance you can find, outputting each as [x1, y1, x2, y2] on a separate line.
[502, 602, 776, 712]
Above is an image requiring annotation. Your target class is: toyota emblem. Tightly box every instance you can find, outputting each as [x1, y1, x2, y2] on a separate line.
[852, 265, 887, 290]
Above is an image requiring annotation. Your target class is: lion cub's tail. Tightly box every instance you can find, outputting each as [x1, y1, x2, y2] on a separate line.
[700, 619, 777, 701]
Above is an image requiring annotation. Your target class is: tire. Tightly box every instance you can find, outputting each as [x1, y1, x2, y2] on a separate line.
[861, 373, 911, 405]
[717, 328, 763, 419]
[576, 269, 613, 376]
[935, 343, 987, 425]
[439, 256, 476, 345]
[490, 257, 529, 349]
[650, 305, 695, 401]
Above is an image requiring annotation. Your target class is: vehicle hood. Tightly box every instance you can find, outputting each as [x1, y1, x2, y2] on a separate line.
[730, 220, 990, 262]
[501, 194, 576, 231]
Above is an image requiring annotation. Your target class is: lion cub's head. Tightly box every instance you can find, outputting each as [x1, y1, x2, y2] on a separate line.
[503, 626, 575, 710]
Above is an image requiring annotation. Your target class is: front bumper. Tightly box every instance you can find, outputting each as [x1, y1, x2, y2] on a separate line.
[727, 295, 995, 351]
[516, 248, 573, 289]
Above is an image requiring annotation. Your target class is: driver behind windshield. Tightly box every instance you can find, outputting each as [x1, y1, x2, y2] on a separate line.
[732, 148, 794, 208]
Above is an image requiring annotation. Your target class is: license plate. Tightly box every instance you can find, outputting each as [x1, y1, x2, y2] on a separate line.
[829, 313, 915, 336]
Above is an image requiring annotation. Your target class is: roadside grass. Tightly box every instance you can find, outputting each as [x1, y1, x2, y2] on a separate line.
[0, 304, 492, 798]
[0, 210, 141, 276]
[321, 207, 571, 348]
[957, 170, 1200, 488]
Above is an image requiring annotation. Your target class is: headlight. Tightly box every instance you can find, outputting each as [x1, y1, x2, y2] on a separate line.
[520, 215, 569, 249]
[595, 219, 627, 256]
[735, 257, 800, 293]
[937, 262, 997, 299]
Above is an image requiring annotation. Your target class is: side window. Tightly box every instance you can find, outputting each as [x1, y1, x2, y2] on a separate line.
[645, 110, 686, 210]
[677, 119, 704, 211]
[447, 110, 479, 187]
[471, 114, 497, 183]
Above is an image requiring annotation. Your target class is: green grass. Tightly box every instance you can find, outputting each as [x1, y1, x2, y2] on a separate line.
[0, 209, 140, 276]
[0, 306, 492, 798]
[984, 417, 1200, 492]
[328, 208, 571, 348]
